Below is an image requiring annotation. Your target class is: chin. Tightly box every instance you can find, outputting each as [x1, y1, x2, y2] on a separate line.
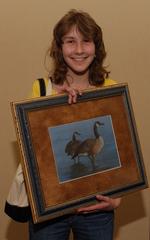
[69, 66, 89, 75]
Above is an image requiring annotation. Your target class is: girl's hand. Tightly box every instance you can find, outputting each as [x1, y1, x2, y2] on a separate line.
[77, 195, 121, 213]
[53, 82, 82, 104]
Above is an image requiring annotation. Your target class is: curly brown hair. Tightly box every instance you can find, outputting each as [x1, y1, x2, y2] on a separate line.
[48, 9, 109, 85]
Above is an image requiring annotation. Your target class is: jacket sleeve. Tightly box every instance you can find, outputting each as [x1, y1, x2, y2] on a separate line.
[4, 164, 31, 222]
[28, 79, 41, 98]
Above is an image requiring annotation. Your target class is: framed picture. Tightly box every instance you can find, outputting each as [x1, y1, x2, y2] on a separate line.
[11, 83, 148, 223]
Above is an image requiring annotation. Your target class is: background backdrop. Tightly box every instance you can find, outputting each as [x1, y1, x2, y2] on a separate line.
[0, 0, 149, 239]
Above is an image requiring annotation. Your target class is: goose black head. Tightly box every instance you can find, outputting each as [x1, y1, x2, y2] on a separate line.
[74, 131, 80, 135]
[72, 131, 80, 141]
[95, 121, 104, 127]
[94, 121, 104, 138]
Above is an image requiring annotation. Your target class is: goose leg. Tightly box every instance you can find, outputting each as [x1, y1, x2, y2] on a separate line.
[89, 156, 97, 171]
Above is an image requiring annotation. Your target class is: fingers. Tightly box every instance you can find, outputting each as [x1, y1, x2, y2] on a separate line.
[67, 88, 78, 104]
[65, 86, 82, 104]
[96, 195, 122, 209]
[60, 86, 82, 104]
[96, 195, 110, 202]
[77, 195, 122, 213]
[77, 202, 109, 213]
[52, 82, 83, 104]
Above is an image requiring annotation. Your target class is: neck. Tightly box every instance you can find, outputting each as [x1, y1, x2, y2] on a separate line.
[66, 69, 91, 90]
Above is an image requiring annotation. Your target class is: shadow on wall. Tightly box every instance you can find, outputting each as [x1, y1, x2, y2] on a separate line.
[11, 141, 22, 168]
[114, 191, 147, 238]
[6, 221, 28, 240]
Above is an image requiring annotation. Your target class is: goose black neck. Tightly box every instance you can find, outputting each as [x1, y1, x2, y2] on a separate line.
[94, 124, 100, 138]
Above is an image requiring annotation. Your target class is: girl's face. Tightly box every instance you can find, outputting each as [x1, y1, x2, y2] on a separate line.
[62, 25, 95, 76]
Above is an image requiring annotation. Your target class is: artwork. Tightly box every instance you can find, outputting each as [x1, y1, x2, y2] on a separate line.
[48, 115, 121, 183]
[11, 83, 148, 223]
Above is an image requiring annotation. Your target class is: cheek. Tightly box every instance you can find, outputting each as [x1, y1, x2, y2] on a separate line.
[62, 46, 71, 58]
[89, 44, 95, 55]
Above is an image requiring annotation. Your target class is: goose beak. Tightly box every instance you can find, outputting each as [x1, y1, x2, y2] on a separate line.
[97, 122, 104, 126]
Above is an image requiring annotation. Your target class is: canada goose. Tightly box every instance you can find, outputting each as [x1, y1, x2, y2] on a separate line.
[72, 121, 104, 170]
[65, 131, 81, 163]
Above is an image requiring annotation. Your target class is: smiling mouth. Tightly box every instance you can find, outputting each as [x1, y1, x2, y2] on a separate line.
[71, 56, 88, 61]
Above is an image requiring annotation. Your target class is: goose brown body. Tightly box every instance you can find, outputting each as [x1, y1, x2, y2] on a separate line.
[72, 121, 104, 169]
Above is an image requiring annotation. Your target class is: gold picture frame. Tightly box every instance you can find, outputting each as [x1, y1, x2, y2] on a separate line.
[11, 83, 148, 223]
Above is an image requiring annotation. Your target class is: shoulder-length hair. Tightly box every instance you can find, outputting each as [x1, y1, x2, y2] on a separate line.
[47, 9, 109, 85]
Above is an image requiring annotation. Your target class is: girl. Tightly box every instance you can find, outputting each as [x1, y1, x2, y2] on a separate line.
[6, 9, 121, 240]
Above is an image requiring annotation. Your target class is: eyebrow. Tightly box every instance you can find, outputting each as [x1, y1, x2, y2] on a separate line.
[62, 36, 75, 40]
[62, 35, 92, 42]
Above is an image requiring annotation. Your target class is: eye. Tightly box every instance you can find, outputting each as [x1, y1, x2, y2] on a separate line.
[83, 38, 93, 43]
[66, 40, 74, 44]
[63, 38, 75, 45]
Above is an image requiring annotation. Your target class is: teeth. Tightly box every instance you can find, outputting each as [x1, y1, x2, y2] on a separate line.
[72, 57, 87, 61]
[72, 56, 87, 59]
[74, 59, 84, 60]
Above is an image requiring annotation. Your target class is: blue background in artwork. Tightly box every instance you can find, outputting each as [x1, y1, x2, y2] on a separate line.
[48, 116, 121, 182]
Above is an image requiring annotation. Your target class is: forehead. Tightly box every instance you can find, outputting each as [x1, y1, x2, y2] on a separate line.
[62, 25, 85, 39]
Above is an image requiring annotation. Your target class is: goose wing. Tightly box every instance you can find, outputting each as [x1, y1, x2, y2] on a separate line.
[73, 139, 96, 156]
[65, 140, 81, 156]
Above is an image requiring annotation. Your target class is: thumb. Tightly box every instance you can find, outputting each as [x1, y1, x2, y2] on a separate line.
[96, 195, 109, 202]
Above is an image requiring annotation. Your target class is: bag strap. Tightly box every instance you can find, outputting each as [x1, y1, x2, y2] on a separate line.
[38, 78, 46, 96]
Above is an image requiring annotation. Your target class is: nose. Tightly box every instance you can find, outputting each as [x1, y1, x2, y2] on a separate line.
[75, 41, 84, 54]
